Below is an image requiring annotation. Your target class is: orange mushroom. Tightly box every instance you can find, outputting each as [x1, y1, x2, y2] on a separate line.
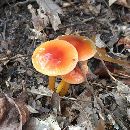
[61, 66, 87, 84]
[56, 65, 89, 96]
[32, 39, 78, 91]
[57, 35, 96, 61]
[56, 64, 89, 96]
[56, 35, 96, 96]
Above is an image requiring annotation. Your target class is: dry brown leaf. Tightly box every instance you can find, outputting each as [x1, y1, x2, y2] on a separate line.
[117, 0, 130, 7]
[0, 94, 22, 130]
[94, 47, 130, 68]
[0, 94, 29, 130]
[36, 0, 63, 31]
[0, 96, 8, 123]
[109, 0, 130, 8]
[113, 68, 130, 79]
[16, 101, 29, 125]
[118, 36, 130, 49]
[94, 61, 115, 78]
[83, 0, 101, 16]
[95, 119, 105, 130]
[28, 4, 44, 31]
[51, 92, 61, 115]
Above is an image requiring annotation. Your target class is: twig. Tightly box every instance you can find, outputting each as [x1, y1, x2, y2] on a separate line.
[28, 89, 94, 103]
[100, 59, 117, 81]
[99, 59, 130, 94]
[2, 21, 7, 40]
[0, 54, 31, 62]
[14, 0, 35, 7]
[59, 17, 94, 29]
[92, 83, 116, 89]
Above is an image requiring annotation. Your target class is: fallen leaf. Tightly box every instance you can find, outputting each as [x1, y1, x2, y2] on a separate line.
[116, 81, 130, 104]
[72, 89, 96, 130]
[116, 81, 130, 94]
[0, 64, 3, 72]
[0, 96, 8, 123]
[94, 61, 115, 78]
[0, 94, 29, 130]
[107, 114, 119, 129]
[95, 34, 107, 48]
[68, 125, 85, 130]
[83, 1, 101, 16]
[16, 101, 29, 125]
[26, 105, 39, 114]
[30, 85, 52, 97]
[127, 108, 130, 120]
[118, 36, 130, 49]
[51, 92, 61, 115]
[28, 4, 44, 31]
[94, 47, 130, 68]
[109, 0, 130, 8]
[117, 0, 130, 7]
[25, 117, 50, 130]
[109, 0, 117, 6]
[36, 0, 63, 31]
[26, 115, 61, 130]
[95, 119, 105, 130]
[0, 94, 22, 130]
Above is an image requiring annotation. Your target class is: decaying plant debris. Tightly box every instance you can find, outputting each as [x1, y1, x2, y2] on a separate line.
[0, 0, 130, 130]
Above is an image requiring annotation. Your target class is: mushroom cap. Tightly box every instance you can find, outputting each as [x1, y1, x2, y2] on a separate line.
[32, 39, 78, 76]
[57, 35, 96, 61]
[61, 65, 88, 84]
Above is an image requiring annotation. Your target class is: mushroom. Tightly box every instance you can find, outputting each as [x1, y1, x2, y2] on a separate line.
[56, 35, 96, 96]
[58, 35, 96, 78]
[57, 35, 96, 61]
[61, 65, 87, 84]
[56, 65, 89, 96]
[32, 39, 78, 91]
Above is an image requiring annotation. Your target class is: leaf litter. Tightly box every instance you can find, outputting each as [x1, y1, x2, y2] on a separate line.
[0, 0, 130, 130]
[0, 93, 29, 130]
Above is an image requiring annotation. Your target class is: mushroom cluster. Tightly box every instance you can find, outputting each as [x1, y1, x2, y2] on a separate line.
[32, 35, 96, 96]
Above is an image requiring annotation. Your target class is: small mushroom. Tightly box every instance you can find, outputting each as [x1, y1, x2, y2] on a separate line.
[32, 39, 78, 91]
[61, 65, 87, 84]
[56, 35, 96, 96]
[56, 65, 89, 96]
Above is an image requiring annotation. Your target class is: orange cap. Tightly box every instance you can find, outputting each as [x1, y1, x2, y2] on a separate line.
[57, 35, 96, 61]
[61, 65, 89, 84]
[32, 39, 78, 76]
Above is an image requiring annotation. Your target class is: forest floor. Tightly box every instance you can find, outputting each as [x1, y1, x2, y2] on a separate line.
[0, 0, 130, 130]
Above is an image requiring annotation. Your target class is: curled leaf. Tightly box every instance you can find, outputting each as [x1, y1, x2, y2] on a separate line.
[0, 94, 29, 130]
[95, 47, 130, 68]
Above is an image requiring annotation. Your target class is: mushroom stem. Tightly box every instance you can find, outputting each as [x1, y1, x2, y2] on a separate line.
[56, 80, 70, 96]
[48, 76, 56, 91]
